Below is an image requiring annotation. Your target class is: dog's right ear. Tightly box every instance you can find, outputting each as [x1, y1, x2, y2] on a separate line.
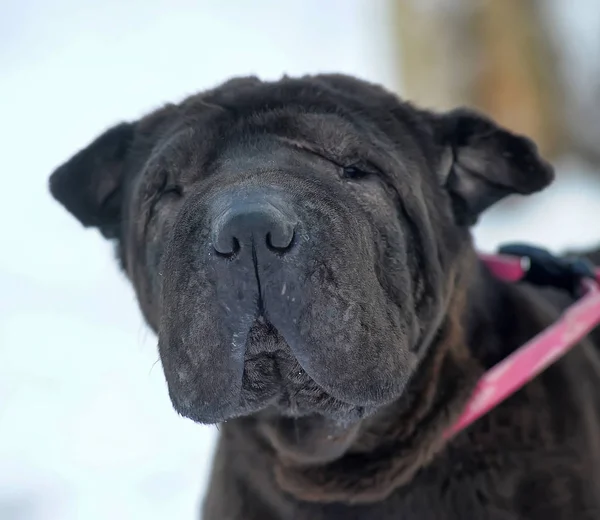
[49, 122, 136, 239]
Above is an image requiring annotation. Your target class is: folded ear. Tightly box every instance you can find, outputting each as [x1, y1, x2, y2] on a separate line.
[434, 108, 554, 226]
[49, 122, 136, 238]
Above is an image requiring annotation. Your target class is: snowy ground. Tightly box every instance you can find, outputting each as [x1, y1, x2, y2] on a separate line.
[1, 2, 599, 519]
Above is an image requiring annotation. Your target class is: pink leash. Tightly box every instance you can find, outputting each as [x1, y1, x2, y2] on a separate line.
[444, 246, 600, 439]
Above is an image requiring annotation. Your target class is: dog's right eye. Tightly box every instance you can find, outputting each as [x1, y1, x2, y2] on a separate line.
[146, 176, 183, 221]
[152, 184, 182, 212]
[156, 172, 183, 201]
[161, 185, 183, 198]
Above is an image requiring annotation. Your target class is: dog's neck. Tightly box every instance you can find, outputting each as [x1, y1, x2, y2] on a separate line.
[225, 255, 538, 505]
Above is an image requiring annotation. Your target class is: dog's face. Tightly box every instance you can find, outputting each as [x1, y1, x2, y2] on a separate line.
[50, 75, 553, 426]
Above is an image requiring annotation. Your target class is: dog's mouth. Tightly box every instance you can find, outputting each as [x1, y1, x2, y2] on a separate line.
[159, 186, 416, 425]
[159, 261, 415, 425]
[238, 317, 369, 422]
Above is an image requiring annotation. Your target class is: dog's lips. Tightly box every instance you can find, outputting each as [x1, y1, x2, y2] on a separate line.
[161, 284, 405, 424]
[235, 320, 373, 422]
[161, 214, 413, 422]
[241, 344, 346, 411]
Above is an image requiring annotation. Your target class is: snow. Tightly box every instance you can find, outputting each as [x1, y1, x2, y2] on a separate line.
[0, 1, 598, 519]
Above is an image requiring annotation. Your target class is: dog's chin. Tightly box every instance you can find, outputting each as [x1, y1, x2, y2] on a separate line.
[168, 331, 378, 463]
[172, 363, 373, 427]
[239, 351, 373, 418]
[166, 318, 389, 429]
[258, 412, 364, 465]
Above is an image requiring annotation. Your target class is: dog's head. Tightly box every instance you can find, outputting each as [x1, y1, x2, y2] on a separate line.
[49, 75, 553, 426]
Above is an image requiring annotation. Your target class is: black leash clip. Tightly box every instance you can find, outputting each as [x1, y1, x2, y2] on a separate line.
[498, 243, 596, 297]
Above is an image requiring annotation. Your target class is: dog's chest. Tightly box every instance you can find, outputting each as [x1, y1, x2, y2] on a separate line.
[286, 478, 512, 520]
[204, 465, 516, 520]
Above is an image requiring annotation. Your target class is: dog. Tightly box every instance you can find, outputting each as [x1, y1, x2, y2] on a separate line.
[49, 74, 600, 519]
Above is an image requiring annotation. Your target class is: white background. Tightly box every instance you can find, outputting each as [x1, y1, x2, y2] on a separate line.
[1, 1, 599, 519]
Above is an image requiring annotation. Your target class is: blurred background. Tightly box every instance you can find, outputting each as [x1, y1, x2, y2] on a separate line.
[1, 1, 599, 519]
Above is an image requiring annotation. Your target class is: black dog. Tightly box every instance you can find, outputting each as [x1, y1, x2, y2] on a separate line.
[49, 75, 600, 519]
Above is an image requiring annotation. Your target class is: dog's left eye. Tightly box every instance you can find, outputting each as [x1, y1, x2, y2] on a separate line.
[341, 163, 373, 180]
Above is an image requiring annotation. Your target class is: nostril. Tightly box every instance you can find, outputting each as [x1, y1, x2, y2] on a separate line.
[266, 228, 295, 253]
[227, 237, 241, 256]
[214, 235, 240, 257]
[211, 197, 297, 258]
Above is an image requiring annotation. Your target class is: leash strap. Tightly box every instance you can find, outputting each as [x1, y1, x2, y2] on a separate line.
[444, 245, 600, 439]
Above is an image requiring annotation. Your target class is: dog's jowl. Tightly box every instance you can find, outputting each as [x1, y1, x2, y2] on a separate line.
[49, 75, 600, 519]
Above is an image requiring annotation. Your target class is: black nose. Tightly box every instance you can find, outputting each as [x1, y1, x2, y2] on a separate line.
[212, 199, 296, 256]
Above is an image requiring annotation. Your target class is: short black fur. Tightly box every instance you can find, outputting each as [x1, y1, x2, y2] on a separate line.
[49, 74, 599, 519]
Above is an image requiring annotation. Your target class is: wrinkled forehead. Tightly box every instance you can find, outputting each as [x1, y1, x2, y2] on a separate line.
[146, 109, 414, 185]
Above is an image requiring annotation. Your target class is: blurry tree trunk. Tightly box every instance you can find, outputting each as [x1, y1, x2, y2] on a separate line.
[391, 0, 568, 161]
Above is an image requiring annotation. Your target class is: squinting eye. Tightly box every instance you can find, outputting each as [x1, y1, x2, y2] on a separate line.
[162, 185, 183, 198]
[342, 165, 370, 180]
[148, 182, 182, 221]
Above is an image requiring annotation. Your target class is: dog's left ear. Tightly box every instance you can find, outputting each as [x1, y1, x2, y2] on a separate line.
[433, 108, 554, 225]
